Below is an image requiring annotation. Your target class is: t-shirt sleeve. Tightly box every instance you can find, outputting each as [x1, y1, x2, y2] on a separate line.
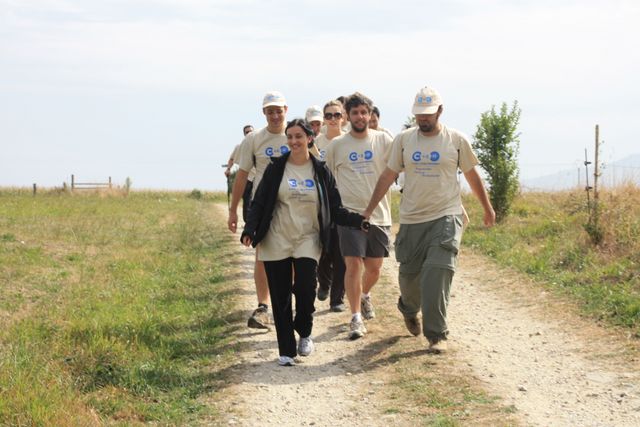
[457, 132, 479, 173]
[324, 140, 336, 173]
[386, 133, 405, 173]
[237, 134, 254, 173]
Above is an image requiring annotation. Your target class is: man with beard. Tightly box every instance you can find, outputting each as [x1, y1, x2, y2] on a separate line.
[324, 92, 393, 340]
[228, 91, 289, 330]
[362, 86, 495, 353]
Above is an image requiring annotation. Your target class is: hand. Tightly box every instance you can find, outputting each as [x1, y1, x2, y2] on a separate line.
[484, 207, 496, 228]
[228, 211, 238, 233]
[241, 235, 252, 247]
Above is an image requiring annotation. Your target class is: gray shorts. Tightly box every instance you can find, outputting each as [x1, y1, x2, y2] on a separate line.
[337, 224, 391, 258]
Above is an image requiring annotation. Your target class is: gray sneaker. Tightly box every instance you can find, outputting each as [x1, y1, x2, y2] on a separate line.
[348, 318, 367, 340]
[361, 296, 375, 320]
[247, 306, 270, 329]
[298, 336, 314, 356]
[278, 356, 295, 366]
[427, 338, 448, 354]
[404, 317, 421, 336]
[330, 303, 346, 312]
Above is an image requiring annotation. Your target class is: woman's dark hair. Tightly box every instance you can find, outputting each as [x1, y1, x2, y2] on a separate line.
[285, 118, 315, 148]
[371, 106, 380, 118]
[286, 118, 314, 137]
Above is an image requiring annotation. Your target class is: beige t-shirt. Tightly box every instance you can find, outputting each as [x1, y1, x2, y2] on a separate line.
[313, 134, 340, 161]
[325, 129, 393, 226]
[238, 127, 287, 195]
[387, 125, 479, 224]
[258, 161, 322, 262]
[230, 143, 254, 180]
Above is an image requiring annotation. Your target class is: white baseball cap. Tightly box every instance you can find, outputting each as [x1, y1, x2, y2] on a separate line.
[411, 87, 442, 115]
[305, 105, 323, 123]
[262, 91, 287, 108]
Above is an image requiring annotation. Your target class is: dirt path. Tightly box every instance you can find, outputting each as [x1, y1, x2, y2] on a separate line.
[211, 205, 640, 426]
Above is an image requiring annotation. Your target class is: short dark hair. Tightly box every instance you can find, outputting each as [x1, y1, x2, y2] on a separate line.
[344, 92, 373, 115]
[371, 106, 380, 118]
[242, 124, 253, 135]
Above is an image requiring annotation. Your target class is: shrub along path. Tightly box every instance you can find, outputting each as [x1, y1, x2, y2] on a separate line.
[211, 203, 640, 426]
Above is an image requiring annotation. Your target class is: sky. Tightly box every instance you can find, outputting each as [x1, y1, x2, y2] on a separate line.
[1, 0, 639, 191]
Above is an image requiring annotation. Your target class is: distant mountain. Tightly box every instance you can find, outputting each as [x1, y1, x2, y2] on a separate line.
[521, 154, 640, 191]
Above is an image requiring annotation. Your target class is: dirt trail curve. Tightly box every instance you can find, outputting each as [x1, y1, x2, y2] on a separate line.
[211, 206, 640, 426]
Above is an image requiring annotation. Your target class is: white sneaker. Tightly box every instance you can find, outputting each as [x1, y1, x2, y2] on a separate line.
[298, 336, 314, 356]
[349, 318, 367, 340]
[278, 356, 295, 366]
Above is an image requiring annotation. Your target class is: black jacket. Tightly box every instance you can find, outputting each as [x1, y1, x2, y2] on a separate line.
[241, 152, 364, 253]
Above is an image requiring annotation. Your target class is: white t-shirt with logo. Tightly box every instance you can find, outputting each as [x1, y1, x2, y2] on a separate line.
[387, 125, 478, 224]
[258, 161, 321, 262]
[313, 134, 340, 161]
[238, 127, 288, 196]
[325, 129, 393, 226]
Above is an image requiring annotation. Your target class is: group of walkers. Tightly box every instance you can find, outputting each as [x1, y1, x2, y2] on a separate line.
[225, 87, 496, 367]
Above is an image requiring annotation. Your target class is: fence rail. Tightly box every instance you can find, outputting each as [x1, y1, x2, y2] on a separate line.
[71, 174, 112, 191]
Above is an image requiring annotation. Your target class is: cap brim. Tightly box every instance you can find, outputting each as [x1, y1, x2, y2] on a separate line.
[263, 102, 286, 108]
[412, 105, 440, 115]
[309, 115, 323, 122]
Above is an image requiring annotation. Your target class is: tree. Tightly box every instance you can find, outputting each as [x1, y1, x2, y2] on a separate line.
[403, 116, 416, 130]
[473, 101, 521, 223]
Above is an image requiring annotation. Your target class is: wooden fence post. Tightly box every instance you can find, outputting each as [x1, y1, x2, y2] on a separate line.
[71, 174, 75, 191]
[33, 183, 37, 196]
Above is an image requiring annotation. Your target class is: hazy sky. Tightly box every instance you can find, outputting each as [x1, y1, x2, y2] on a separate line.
[2, 0, 639, 191]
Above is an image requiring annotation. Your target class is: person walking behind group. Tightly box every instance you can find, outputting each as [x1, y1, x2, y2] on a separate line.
[315, 100, 347, 311]
[224, 124, 254, 220]
[362, 86, 495, 353]
[324, 92, 393, 340]
[241, 119, 366, 366]
[228, 91, 289, 330]
[369, 106, 394, 139]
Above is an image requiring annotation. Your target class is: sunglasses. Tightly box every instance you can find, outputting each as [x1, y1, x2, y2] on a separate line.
[324, 112, 342, 120]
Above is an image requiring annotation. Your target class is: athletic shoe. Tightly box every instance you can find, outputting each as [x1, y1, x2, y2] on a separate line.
[348, 318, 367, 340]
[404, 317, 421, 336]
[361, 296, 375, 320]
[330, 303, 346, 312]
[278, 356, 295, 366]
[247, 306, 269, 329]
[427, 339, 448, 354]
[297, 336, 314, 356]
[317, 287, 329, 301]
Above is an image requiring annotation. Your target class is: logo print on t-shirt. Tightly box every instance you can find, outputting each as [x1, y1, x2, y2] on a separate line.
[288, 179, 297, 188]
[411, 151, 441, 163]
[288, 179, 315, 188]
[265, 145, 290, 156]
[349, 150, 374, 162]
[305, 179, 315, 188]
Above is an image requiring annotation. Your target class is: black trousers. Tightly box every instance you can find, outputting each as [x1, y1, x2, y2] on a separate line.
[317, 226, 346, 306]
[264, 257, 317, 358]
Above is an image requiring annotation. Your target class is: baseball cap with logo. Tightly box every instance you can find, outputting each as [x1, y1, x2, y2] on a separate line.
[262, 91, 287, 108]
[411, 87, 443, 115]
[305, 105, 323, 123]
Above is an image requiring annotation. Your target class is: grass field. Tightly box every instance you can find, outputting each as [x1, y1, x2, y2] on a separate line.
[460, 185, 640, 335]
[0, 189, 238, 425]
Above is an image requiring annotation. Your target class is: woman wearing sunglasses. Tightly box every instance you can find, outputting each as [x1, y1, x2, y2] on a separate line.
[241, 118, 367, 367]
[312, 100, 345, 161]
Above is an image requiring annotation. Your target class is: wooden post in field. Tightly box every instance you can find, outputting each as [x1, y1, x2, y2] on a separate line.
[109, 176, 112, 189]
[71, 174, 75, 191]
[33, 183, 37, 196]
[594, 125, 600, 201]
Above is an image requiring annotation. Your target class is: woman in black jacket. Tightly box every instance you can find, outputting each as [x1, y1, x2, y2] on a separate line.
[241, 118, 366, 366]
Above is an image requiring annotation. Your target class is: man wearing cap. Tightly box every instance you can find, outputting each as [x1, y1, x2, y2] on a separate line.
[228, 91, 289, 329]
[362, 86, 495, 353]
[324, 92, 393, 340]
[305, 105, 324, 137]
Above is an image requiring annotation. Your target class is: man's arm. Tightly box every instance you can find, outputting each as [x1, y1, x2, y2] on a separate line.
[463, 167, 496, 227]
[228, 169, 249, 233]
[362, 167, 398, 219]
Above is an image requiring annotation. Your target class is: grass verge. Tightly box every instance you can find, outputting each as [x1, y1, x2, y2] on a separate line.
[0, 189, 237, 425]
